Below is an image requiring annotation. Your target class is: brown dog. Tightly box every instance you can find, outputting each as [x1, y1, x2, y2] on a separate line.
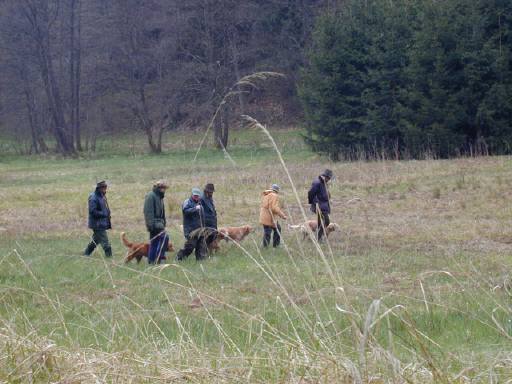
[207, 237, 221, 253]
[217, 225, 253, 242]
[289, 220, 339, 240]
[121, 232, 174, 263]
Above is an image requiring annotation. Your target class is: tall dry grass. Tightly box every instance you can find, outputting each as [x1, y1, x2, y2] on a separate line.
[1, 99, 512, 381]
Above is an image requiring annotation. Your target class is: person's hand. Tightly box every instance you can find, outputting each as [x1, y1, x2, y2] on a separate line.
[282, 215, 287, 220]
[196, 205, 202, 210]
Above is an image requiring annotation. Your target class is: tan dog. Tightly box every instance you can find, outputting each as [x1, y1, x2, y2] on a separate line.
[289, 220, 340, 240]
[121, 232, 174, 263]
[217, 225, 253, 242]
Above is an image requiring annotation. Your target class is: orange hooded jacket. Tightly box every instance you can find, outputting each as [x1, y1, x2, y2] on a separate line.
[259, 190, 286, 228]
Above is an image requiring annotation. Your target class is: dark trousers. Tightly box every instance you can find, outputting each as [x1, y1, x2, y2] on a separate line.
[84, 229, 112, 257]
[148, 231, 169, 264]
[263, 223, 281, 248]
[176, 228, 210, 261]
[317, 211, 330, 241]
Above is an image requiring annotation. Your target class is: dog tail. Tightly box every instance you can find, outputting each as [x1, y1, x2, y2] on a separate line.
[120, 232, 133, 248]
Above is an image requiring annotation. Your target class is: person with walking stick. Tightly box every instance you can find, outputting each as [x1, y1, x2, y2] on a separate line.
[176, 187, 208, 261]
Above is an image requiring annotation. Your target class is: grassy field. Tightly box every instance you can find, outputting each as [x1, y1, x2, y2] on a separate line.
[1, 128, 512, 383]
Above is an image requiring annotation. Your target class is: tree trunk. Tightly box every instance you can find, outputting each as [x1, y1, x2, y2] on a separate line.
[137, 85, 161, 153]
[146, 126, 161, 153]
[213, 109, 223, 149]
[19, 64, 47, 154]
[24, 86, 45, 154]
[230, 30, 245, 115]
[23, 1, 75, 155]
[75, 0, 82, 151]
[221, 106, 229, 148]
[214, 106, 229, 149]
[155, 118, 169, 154]
[69, 0, 76, 149]
[70, 0, 82, 151]
[25, 102, 39, 154]
[42, 46, 75, 154]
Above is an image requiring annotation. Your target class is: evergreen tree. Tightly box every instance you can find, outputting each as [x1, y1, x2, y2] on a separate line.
[300, 0, 512, 159]
[299, 3, 371, 160]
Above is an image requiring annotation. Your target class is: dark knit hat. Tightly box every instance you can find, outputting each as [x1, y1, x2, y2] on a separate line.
[204, 183, 215, 193]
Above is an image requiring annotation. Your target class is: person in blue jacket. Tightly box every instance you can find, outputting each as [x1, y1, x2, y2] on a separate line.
[176, 187, 208, 261]
[307, 169, 333, 241]
[84, 180, 112, 257]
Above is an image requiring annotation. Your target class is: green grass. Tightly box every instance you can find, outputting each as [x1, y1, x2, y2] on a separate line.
[1, 129, 512, 382]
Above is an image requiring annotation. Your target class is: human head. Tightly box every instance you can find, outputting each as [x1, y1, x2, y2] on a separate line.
[191, 187, 201, 202]
[271, 184, 280, 193]
[204, 183, 215, 198]
[96, 180, 108, 194]
[154, 180, 169, 193]
[321, 169, 333, 182]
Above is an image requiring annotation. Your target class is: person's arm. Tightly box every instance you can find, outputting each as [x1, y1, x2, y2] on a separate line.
[143, 194, 155, 230]
[270, 195, 287, 219]
[183, 199, 201, 216]
[308, 182, 319, 204]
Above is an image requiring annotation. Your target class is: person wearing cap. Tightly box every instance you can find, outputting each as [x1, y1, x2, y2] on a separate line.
[84, 180, 112, 257]
[308, 169, 333, 241]
[144, 180, 170, 264]
[176, 187, 208, 261]
[259, 183, 287, 248]
[200, 183, 218, 251]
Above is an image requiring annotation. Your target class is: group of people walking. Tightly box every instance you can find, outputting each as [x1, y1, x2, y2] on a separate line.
[83, 168, 333, 264]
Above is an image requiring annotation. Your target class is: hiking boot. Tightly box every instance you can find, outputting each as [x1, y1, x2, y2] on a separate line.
[84, 243, 96, 256]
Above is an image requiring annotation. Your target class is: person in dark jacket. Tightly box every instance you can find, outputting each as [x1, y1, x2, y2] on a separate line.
[143, 180, 170, 264]
[84, 180, 112, 257]
[200, 183, 218, 252]
[307, 169, 333, 241]
[176, 187, 208, 261]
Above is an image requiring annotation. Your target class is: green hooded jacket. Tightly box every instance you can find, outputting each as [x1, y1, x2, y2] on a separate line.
[143, 187, 166, 233]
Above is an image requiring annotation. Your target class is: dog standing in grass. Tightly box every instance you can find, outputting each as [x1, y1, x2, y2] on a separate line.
[289, 220, 340, 240]
[121, 232, 174, 263]
[259, 184, 287, 248]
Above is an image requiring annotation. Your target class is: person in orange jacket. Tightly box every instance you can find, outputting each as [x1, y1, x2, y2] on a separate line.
[259, 184, 287, 248]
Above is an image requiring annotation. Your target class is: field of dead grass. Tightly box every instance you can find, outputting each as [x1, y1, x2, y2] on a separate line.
[1, 130, 512, 382]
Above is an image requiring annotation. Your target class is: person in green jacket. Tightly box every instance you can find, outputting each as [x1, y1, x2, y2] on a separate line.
[143, 180, 170, 264]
